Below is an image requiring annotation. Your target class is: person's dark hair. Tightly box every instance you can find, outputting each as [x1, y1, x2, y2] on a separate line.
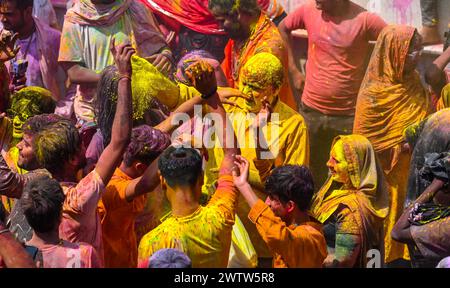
[0, 201, 6, 224]
[22, 114, 65, 136]
[95, 66, 169, 147]
[33, 119, 81, 174]
[21, 175, 65, 233]
[208, 0, 260, 16]
[95, 65, 119, 147]
[148, 248, 192, 268]
[123, 125, 171, 167]
[0, 0, 33, 10]
[158, 146, 202, 188]
[265, 165, 314, 211]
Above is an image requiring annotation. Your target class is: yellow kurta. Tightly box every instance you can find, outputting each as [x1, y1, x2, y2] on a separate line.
[202, 98, 309, 258]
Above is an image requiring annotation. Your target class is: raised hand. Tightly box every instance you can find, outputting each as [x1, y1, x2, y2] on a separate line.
[110, 38, 135, 77]
[0, 32, 19, 62]
[147, 51, 173, 76]
[232, 155, 250, 189]
[185, 60, 217, 97]
[252, 98, 272, 129]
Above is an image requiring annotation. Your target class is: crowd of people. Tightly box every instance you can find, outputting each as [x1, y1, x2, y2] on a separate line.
[0, 0, 449, 268]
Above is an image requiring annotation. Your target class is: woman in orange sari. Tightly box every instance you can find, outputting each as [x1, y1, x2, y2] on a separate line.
[353, 25, 432, 265]
[311, 135, 389, 268]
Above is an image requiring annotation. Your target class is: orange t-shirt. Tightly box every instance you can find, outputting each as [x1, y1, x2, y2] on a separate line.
[283, 1, 386, 115]
[98, 168, 146, 268]
[249, 200, 327, 268]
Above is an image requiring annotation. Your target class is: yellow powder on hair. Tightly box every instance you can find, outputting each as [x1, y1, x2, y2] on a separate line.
[241, 52, 283, 91]
[131, 56, 180, 120]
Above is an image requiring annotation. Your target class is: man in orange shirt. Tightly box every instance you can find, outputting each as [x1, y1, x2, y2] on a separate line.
[209, 0, 298, 110]
[233, 158, 327, 268]
[98, 125, 171, 268]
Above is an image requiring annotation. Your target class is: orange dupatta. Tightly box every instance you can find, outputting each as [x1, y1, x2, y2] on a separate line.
[353, 25, 430, 153]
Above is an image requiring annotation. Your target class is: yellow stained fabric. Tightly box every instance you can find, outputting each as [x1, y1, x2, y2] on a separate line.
[353, 25, 430, 153]
[436, 83, 450, 111]
[312, 135, 389, 222]
[137, 175, 238, 268]
[202, 97, 309, 258]
[311, 135, 389, 266]
[353, 25, 431, 263]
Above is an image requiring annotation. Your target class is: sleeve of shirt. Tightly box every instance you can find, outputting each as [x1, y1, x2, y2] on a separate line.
[207, 174, 239, 225]
[65, 170, 105, 215]
[282, 5, 306, 31]
[333, 206, 362, 263]
[253, 158, 274, 185]
[58, 21, 83, 64]
[0, 154, 26, 199]
[104, 178, 146, 213]
[81, 244, 103, 268]
[365, 12, 387, 41]
[248, 199, 309, 266]
[283, 119, 309, 167]
[175, 84, 201, 108]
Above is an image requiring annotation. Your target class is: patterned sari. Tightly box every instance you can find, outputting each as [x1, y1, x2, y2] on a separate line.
[353, 25, 431, 263]
[312, 135, 389, 267]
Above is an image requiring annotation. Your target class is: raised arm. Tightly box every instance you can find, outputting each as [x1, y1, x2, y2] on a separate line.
[95, 40, 134, 185]
[185, 61, 240, 175]
[60, 62, 101, 85]
[125, 63, 243, 201]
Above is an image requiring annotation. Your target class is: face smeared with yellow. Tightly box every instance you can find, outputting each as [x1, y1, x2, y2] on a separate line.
[8, 98, 33, 139]
[327, 140, 350, 184]
[238, 53, 283, 113]
[238, 75, 274, 113]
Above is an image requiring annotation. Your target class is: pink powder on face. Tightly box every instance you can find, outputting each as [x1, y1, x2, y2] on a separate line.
[393, 0, 413, 24]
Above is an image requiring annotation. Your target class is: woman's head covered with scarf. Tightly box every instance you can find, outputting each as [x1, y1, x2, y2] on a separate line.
[312, 134, 389, 224]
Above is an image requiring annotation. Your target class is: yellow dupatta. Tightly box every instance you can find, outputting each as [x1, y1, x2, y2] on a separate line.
[311, 135, 389, 265]
[312, 135, 389, 223]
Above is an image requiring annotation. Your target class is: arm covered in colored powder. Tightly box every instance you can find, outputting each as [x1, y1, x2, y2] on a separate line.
[95, 40, 134, 185]
[278, 7, 306, 95]
[391, 178, 445, 244]
[323, 207, 361, 268]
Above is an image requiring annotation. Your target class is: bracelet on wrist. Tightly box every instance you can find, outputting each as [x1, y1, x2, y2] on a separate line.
[201, 87, 218, 100]
[118, 74, 132, 81]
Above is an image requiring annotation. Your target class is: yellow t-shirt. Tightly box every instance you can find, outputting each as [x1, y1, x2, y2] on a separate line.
[138, 175, 238, 268]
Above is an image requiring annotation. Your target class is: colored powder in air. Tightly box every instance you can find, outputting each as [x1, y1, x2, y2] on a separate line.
[131, 55, 180, 119]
